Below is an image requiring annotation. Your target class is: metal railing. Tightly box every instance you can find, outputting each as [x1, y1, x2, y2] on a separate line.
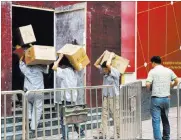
[1, 82, 142, 140]
[1, 90, 26, 140]
[177, 82, 181, 139]
[119, 81, 142, 139]
[25, 85, 114, 140]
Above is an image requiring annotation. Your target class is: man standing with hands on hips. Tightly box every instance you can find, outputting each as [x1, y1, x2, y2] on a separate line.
[146, 56, 179, 140]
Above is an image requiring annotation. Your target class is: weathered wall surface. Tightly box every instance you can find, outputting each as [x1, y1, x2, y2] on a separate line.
[1, 2, 12, 116]
[86, 2, 121, 106]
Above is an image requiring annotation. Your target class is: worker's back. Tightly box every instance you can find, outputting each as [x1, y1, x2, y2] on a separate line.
[148, 65, 177, 97]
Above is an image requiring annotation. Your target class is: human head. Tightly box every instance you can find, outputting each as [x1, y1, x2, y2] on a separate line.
[150, 56, 161, 67]
[101, 61, 110, 74]
[59, 56, 74, 70]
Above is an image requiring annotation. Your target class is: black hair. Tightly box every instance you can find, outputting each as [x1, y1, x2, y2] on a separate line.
[101, 61, 107, 68]
[150, 56, 161, 64]
[72, 39, 78, 45]
[59, 56, 74, 70]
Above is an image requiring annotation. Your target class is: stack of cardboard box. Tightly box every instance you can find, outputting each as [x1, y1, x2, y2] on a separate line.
[13, 24, 56, 65]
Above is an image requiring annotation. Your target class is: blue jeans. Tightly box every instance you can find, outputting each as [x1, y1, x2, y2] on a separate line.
[150, 97, 170, 140]
[60, 101, 85, 140]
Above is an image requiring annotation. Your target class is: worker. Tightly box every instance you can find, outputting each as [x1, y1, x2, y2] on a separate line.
[94, 51, 121, 139]
[19, 48, 49, 132]
[52, 53, 85, 140]
[146, 56, 178, 140]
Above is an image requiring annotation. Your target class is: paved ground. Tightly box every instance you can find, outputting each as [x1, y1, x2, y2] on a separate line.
[31, 107, 181, 140]
[142, 107, 180, 140]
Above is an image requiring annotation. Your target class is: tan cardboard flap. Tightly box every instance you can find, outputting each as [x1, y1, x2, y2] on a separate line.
[57, 44, 81, 55]
[111, 55, 130, 74]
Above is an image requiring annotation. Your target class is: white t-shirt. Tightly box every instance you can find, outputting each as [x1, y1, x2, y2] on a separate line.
[55, 67, 79, 103]
[19, 61, 49, 91]
[146, 65, 177, 97]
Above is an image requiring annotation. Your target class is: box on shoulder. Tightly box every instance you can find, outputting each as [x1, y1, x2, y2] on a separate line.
[57, 44, 90, 71]
[99, 50, 130, 74]
[25, 45, 56, 65]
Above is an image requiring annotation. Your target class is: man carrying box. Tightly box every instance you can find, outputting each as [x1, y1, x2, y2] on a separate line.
[17, 46, 49, 132]
[94, 51, 121, 139]
[52, 53, 85, 140]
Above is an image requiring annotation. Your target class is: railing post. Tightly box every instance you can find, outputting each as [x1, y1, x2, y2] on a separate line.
[177, 82, 181, 139]
[22, 92, 26, 140]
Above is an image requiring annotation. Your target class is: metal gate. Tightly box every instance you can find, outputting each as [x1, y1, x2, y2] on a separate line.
[119, 81, 142, 139]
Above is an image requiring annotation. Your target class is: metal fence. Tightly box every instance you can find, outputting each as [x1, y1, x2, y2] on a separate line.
[25, 85, 114, 140]
[119, 81, 142, 139]
[177, 82, 181, 139]
[1, 90, 26, 140]
[1, 82, 142, 140]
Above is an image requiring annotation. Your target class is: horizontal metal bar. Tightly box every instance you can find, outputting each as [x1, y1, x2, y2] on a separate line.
[26, 85, 113, 94]
[1, 90, 25, 95]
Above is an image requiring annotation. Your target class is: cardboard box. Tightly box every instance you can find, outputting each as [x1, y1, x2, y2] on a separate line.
[57, 44, 90, 71]
[25, 45, 56, 65]
[100, 50, 130, 74]
[16, 25, 36, 46]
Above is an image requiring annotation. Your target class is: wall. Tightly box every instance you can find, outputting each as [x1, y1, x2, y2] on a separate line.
[121, 2, 136, 84]
[1, 2, 12, 116]
[121, 2, 136, 73]
[86, 2, 121, 106]
[137, 1, 181, 79]
[87, 1, 121, 87]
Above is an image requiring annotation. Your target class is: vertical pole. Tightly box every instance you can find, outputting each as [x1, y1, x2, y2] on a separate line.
[22, 92, 26, 140]
[177, 83, 180, 139]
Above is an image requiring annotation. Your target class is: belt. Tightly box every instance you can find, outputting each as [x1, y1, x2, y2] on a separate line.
[152, 96, 170, 98]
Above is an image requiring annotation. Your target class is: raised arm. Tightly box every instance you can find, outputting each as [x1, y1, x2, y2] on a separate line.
[106, 52, 115, 71]
[52, 53, 64, 71]
[94, 51, 107, 69]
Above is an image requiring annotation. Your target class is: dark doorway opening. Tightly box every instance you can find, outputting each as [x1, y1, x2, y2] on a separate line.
[12, 6, 54, 102]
